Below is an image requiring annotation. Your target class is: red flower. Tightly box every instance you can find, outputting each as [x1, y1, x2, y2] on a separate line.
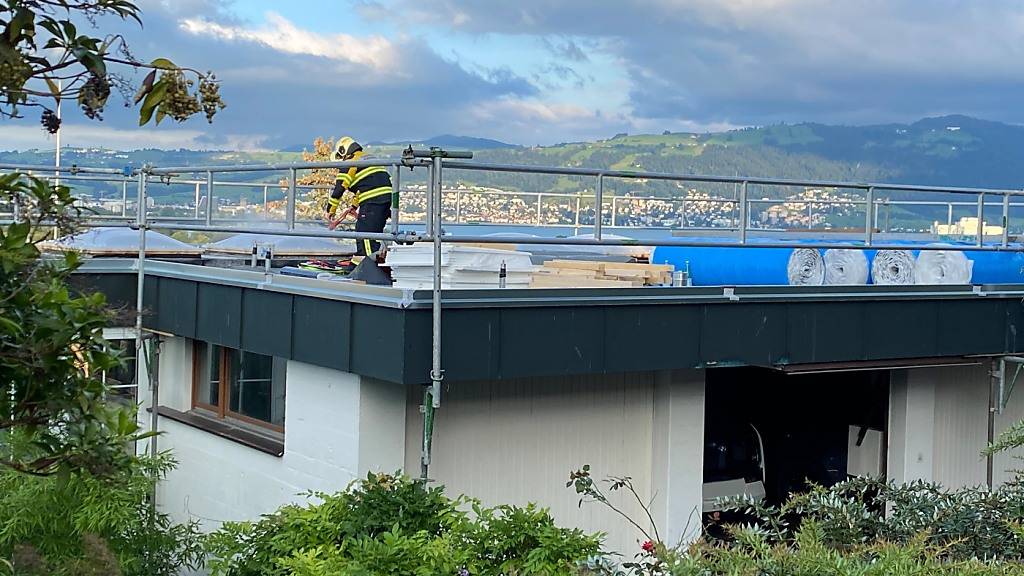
[641, 540, 655, 553]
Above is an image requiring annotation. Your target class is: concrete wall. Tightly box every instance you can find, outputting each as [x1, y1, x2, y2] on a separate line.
[138, 337, 406, 531]
[404, 371, 706, 554]
[888, 364, 990, 489]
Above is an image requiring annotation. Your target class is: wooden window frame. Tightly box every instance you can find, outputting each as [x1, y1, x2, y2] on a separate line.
[191, 342, 284, 434]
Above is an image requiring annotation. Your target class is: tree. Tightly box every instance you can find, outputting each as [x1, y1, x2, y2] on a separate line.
[1, 0, 225, 131]
[0, 173, 145, 475]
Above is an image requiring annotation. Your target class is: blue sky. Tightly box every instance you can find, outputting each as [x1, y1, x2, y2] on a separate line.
[4, 0, 1024, 151]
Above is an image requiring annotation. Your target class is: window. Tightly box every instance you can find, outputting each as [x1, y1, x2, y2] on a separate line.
[192, 342, 286, 432]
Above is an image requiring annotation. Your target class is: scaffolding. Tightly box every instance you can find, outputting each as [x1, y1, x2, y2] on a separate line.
[4, 150, 1024, 477]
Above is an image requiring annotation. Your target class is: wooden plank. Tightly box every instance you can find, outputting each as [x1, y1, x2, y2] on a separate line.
[598, 261, 674, 273]
[529, 275, 638, 288]
[455, 242, 520, 252]
[544, 260, 606, 271]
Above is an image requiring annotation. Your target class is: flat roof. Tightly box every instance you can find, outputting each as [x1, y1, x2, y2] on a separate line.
[74, 258, 1024, 385]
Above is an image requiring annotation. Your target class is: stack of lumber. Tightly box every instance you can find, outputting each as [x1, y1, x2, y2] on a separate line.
[530, 260, 674, 288]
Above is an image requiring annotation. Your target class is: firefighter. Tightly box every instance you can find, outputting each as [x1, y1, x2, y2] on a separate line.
[326, 136, 392, 265]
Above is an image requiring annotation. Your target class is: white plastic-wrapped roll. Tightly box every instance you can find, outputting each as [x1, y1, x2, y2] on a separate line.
[786, 248, 825, 285]
[823, 249, 869, 285]
[871, 250, 916, 285]
[914, 249, 973, 285]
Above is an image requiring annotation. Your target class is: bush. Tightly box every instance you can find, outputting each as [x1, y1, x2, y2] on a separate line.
[713, 475, 1024, 561]
[205, 472, 603, 576]
[0, 453, 203, 576]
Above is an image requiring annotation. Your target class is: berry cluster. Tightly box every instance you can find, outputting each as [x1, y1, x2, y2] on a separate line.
[40, 109, 61, 133]
[78, 74, 111, 120]
[0, 57, 31, 91]
[198, 73, 225, 123]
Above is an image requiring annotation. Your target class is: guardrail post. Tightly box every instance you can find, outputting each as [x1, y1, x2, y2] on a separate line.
[122, 179, 130, 218]
[739, 181, 749, 243]
[263, 185, 269, 216]
[537, 192, 543, 226]
[1002, 193, 1010, 248]
[205, 171, 214, 226]
[865, 186, 875, 246]
[947, 203, 954, 227]
[574, 193, 581, 232]
[425, 163, 436, 235]
[192, 182, 200, 219]
[611, 196, 618, 227]
[286, 168, 297, 230]
[595, 174, 605, 240]
[977, 193, 985, 247]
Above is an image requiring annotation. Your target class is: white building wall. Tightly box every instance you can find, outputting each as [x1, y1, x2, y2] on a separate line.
[888, 364, 989, 489]
[650, 369, 705, 545]
[137, 337, 405, 531]
[404, 371, 683, 555]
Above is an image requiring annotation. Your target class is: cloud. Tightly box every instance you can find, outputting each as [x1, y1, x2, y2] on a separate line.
[0, 124, 268, 152]
[179, 12, 400, 76]
[366, 0, 1024, 127]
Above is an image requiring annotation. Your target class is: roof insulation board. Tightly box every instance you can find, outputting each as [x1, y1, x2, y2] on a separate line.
[41, 227, 201, 256]
[204, 233, 355, 256]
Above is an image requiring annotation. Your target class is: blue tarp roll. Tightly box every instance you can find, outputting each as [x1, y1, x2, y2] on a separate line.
[652, 239, 1024, 286]
[652, 242, 794, 286]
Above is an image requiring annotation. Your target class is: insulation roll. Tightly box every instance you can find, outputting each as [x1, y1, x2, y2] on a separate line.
[870, 250, 916, 285]
[914, 249, 973, 285]
[786, 248, 825, 285]
[823, 249, 869, 285]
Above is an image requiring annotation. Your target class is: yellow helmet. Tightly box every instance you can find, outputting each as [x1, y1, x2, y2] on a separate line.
[333, 136, 363, 160]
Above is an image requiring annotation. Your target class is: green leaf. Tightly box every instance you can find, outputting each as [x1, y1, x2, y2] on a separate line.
[138, 77, 169, 126]
[149, 57, 177, 70]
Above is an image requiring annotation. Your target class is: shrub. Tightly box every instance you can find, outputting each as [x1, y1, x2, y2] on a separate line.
[714, 475, 1024, 561]
[0, 453, 203, 576]
[205, 472, 603, 576]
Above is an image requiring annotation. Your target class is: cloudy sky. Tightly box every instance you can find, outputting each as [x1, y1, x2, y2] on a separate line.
[4, 0, 1024, 150]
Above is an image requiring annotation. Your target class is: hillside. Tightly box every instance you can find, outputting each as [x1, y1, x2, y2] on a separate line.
[2, 115, 1020, 206]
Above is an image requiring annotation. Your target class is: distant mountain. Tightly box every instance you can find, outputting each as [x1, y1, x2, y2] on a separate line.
[4, 116, 1022, 207]
[368, 134, 517, 150]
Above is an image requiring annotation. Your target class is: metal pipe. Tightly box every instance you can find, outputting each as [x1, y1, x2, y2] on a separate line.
[1003, 193, 1011, 248]
[454, 188, 461, 224]
[537, 193, 543, 226]
[988, 359, 998, 489]
[143, 222, 421, 242]
[610, 196, 617, 227]
[977, 193, 985, 248]
[286, 168, 297, 231]
[948, 203, 954, 227]
[150, 158, 404, 175]
[739, 181, 749, 244]
[149, 336, 160, 460]
[595, 174, 605, 240]
[205, 171, 214, 227]
[865, 187, 875, 246]
[263, 185, 269, 216]
[425, 163, 436, 235]
[423, 150, 446, 480]
[121, 180, 129, 218]
[133, 170, 152, 460]
[0, 162, 127, 175]
[574, 194, 581, 232]
[440, 159, 1024, 197]
[390, 166, 401, 236]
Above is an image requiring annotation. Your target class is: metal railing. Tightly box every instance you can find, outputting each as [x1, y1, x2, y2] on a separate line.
[2, 162, 1020, 240]
[5, 151, 1024, 479]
